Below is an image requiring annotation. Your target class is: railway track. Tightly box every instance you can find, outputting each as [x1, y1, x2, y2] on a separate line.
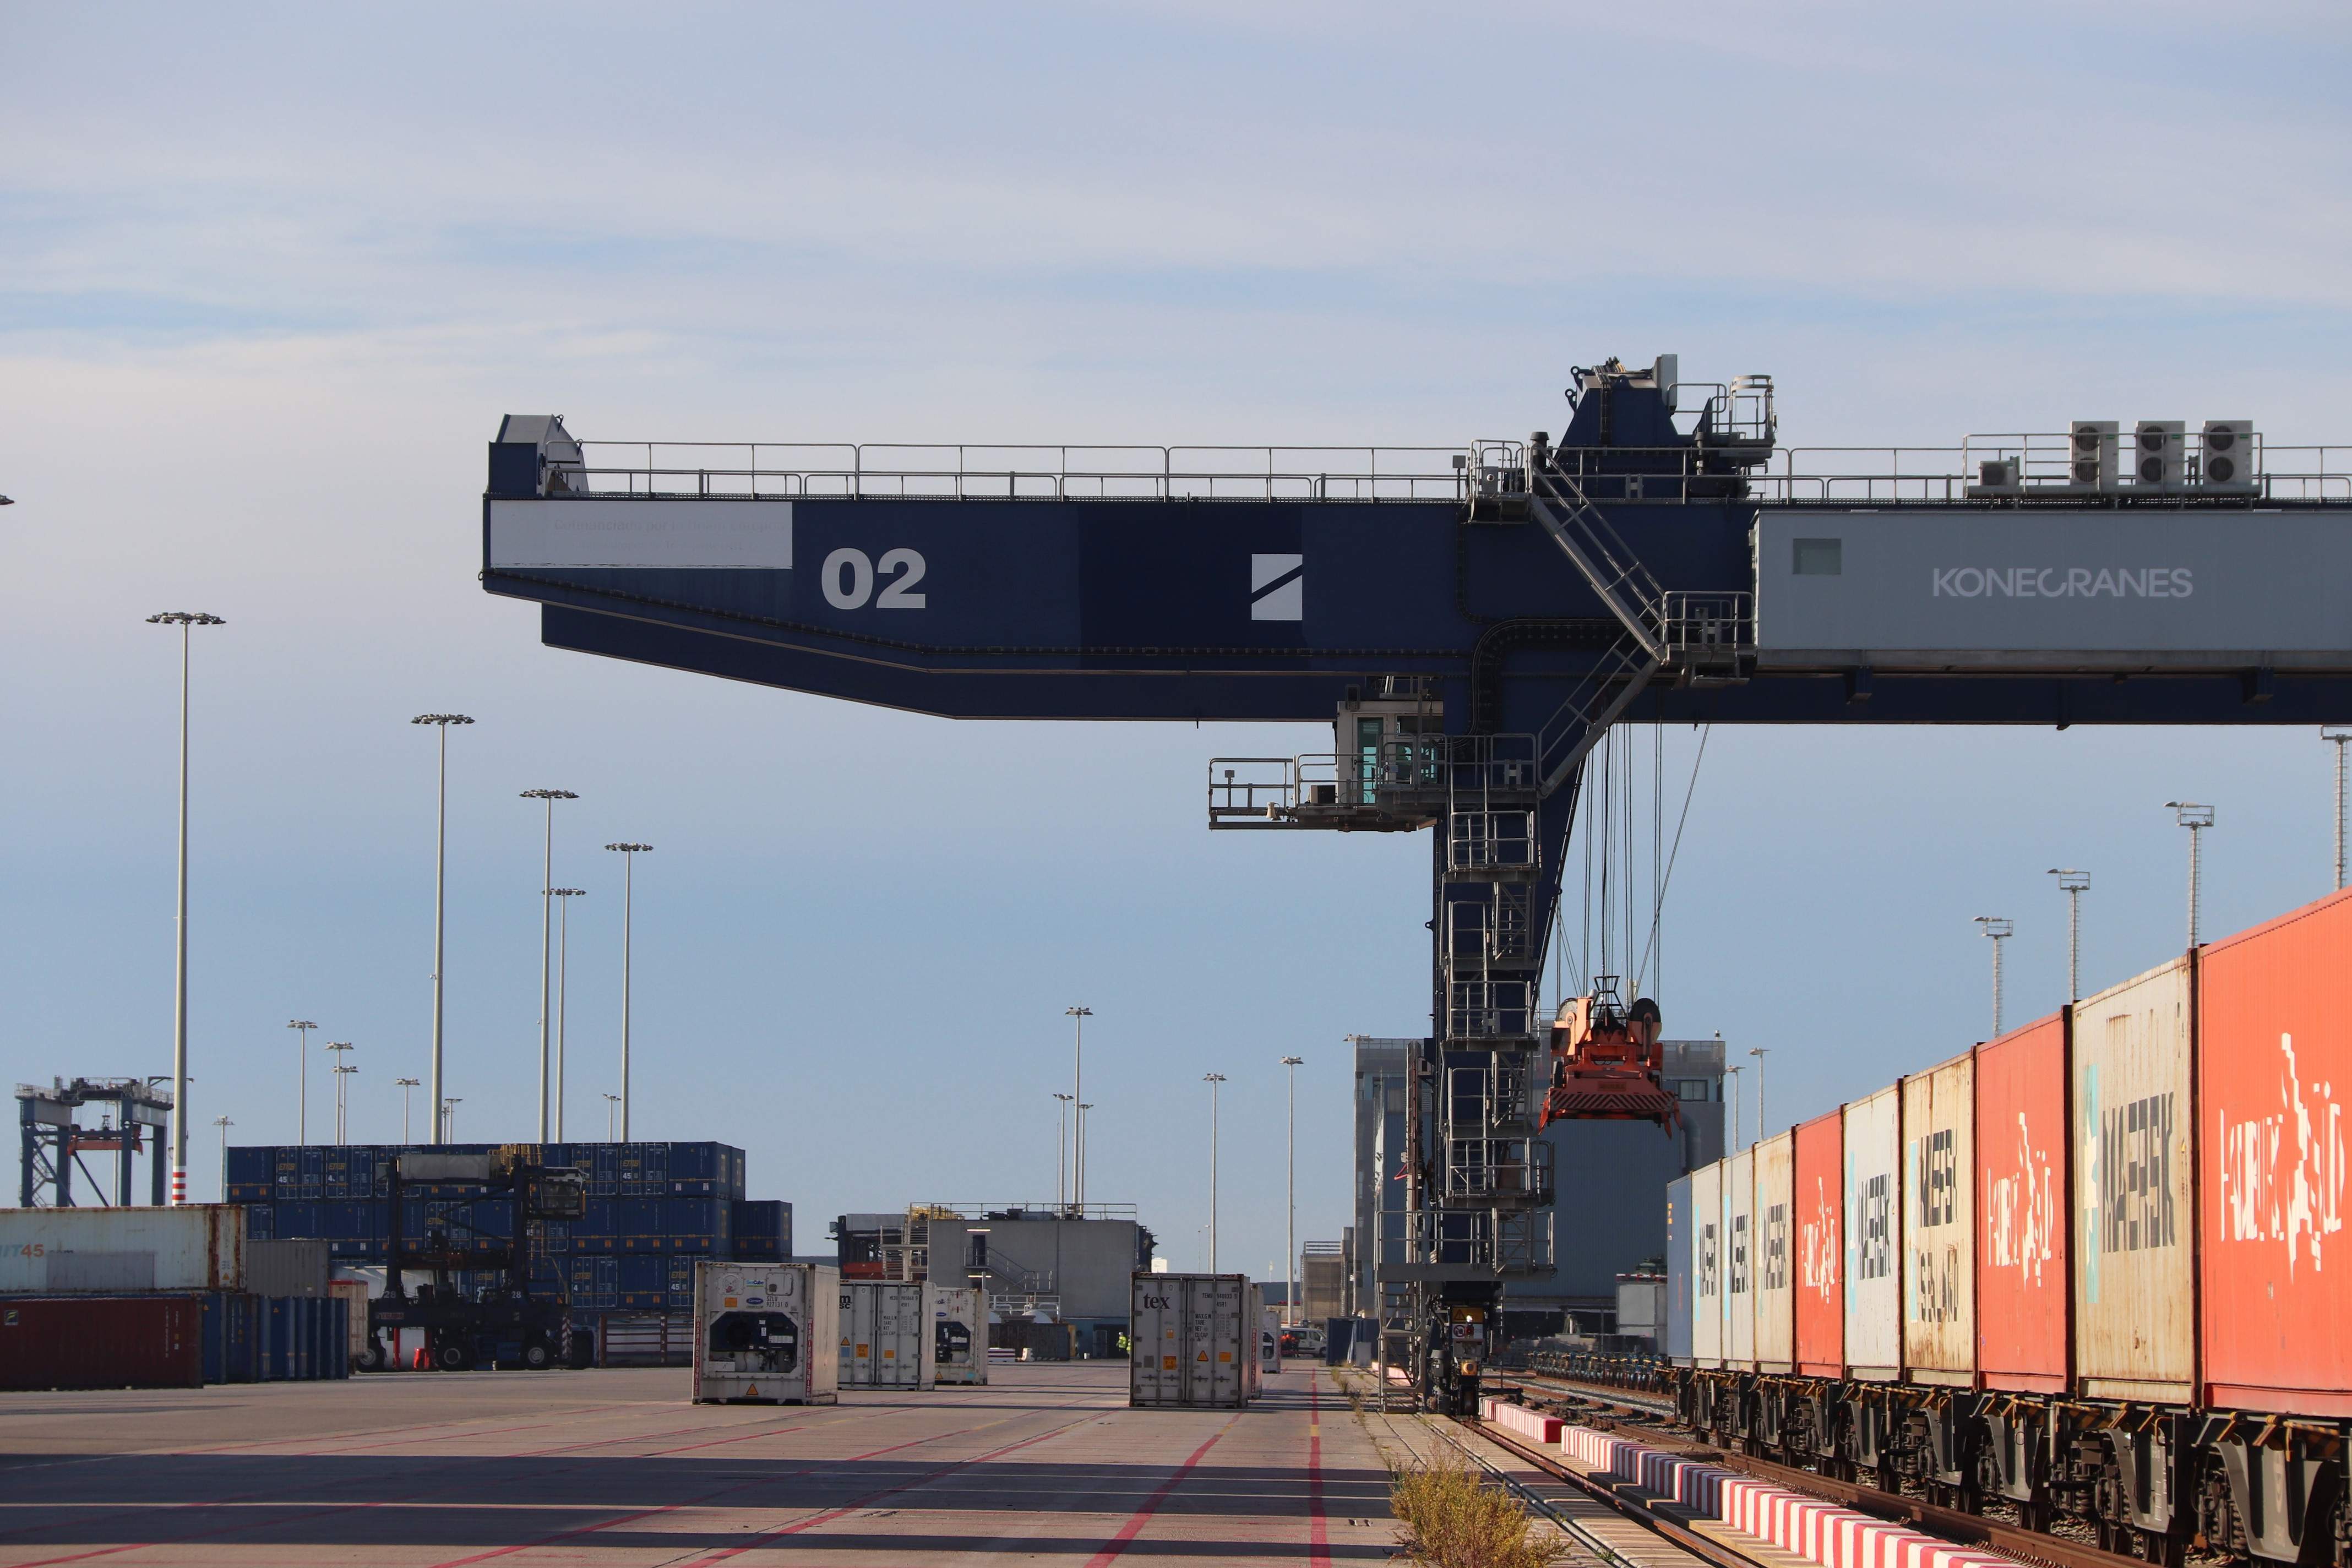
[1491, 1371, 2153, 1568]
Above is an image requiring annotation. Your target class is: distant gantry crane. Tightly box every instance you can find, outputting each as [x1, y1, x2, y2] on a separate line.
[477, 362, 2352, 1410]
[17, 1077, 172, 1207]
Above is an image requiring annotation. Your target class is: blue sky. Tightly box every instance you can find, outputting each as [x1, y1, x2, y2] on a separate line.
[4, 2, 2350, 1277]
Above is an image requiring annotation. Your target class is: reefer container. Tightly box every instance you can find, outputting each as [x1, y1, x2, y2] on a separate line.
[1903, 1050, 1977, 1385]
[1724, 1148, 1755, 1369]
[838, 1280, 936, 1389]
[0, 1295, 202, 1390]
[2073, 956, 2195, 1403]
[1976, 1012, 2069, 1393]
[1753, 1131, 1795, 1374]
[1690, 1162, 1723, 1366]
[1664, 1173, 1693, 1361]
[1246, 1284, 1266, 1397]
[1130, 1272, 1251, 1408]
[0, 1204, 245, 1294]
[1843, 1085, 1902, 1380]
[1260, 1303, 1282, 1378]
[1794, 1109, 1844, 1377]
[694, 1260, 839, 1404]
[926, 1284, 987, 1385]
[2201, 890, 2352, 1414]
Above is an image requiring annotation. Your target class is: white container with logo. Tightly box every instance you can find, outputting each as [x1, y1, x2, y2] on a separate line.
[1130, 1272, 1251, 1408]
[838, 1280, 937, 1389]
[926, 1283, 987, 1385]
[693, 1261, 838, 1404]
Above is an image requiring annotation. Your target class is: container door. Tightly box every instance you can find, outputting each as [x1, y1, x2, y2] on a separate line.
[2073, 957, 2194, 1402]
[1975, 1014, 2067, 1392]
[1903, 1052, 1976, 1385]
[1843, 1086, 1901, 1379]
[1664, 1175, 1692, 1362]
[1794, 1110, 1844, 1376]
[1131, 1277, 1172, 1403]
[1754, 1133, 1795, 1371]
[1690, 1163, 1722, 1366]
[1724, 1149, 1755, 1368]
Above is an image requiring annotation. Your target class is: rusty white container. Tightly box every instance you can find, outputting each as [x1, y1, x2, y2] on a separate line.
[0, 1204, 245, 1294]
[1130, 1272, 1250, 1408]
[2200, 889, 2352, 1415]
[838, 1281, 934, 1390]
[1976, 1012, 2069, 1393]
[1842, 1085, 1902, 1380]
[1723, 1147, 1755, 1369]
[1690, 1161, 1723, 1368]
[1794, 1109, 1844, 1377]
[1752, 1130, 1795, 1374]
[2073, 955, 2195, 1403]
[694, 1261, 837, 1404]
[1902, 1050, 1976, 1385]
[925, 1284, 987, 1385]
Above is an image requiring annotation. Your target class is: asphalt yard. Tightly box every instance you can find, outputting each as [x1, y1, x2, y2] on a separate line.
[0, 1360, 1396, 1565]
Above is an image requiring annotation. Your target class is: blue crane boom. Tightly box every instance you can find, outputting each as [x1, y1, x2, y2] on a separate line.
[480, 361, 2352, 1407]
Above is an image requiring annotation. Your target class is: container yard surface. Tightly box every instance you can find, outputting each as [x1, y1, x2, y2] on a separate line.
[0, 1360, 1393, 1564]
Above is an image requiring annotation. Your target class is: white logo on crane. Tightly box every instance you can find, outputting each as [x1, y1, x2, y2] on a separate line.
[1251, 554, 1303, 620]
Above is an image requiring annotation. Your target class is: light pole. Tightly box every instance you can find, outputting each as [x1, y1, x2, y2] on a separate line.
[442, 1097, 462, 1141]
[327, 1043, 356, 1144]
[520, 789, 578, 1141]
[413, 715, 472, 1142]
[605, 844, 651, 1142]
[1749, 1046, 1769, 1142]
[394, 1077, 421, 1144]
[148, 610, 224, 1204]
[602, 1093, 621, 1142]
[1280, 1055, 1303, 1324]
[1051, 1093, 1074, 1209]
[2166, 802, 2215, 948]
[1725, 1063, 1742, 1153]
[1973, 918, 2013, 1036]
[1065, 1006, 1092, 1213]
[286, 1020, 317, 1144]
[213, 1115, 232, 1201]
[550, 888, 586, 1140]
[2327, 729, 2352, 891]
[1204, 1072, 1226, 1273]
[2048, 869, 2089, 1004]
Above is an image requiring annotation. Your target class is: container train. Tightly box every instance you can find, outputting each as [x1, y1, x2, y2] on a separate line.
[1662, 884, 2352, 1568]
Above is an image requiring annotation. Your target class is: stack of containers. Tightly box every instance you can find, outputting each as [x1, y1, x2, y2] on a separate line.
[228, 1140, 785, 1362]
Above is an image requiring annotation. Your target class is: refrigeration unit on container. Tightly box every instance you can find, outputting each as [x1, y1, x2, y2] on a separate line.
[926, 1284, 987, 1385]
[2199, 889, 2352, 1416]
[1689, 1162, 1722, 1367]
[0, 1295, 202, 1390]
[2073, 956, 2194, 1403]
[1902, 1050, 1976, 1386]
[1752, 1131, 1795, 1374]
[693, 1260, 838, 1404]
[0, 1204, 246, 1294]
[1130, 1272, 1251, 1408]
[1793, 1109, 1843, 1377]
[1842, 1085, 1901, 1381]
[1975, 1012, 2068, 1394]
[1663, 1173, 1693, 1362]
[838, 1280, 936, 1390]
[1246, 1283, 1266, 1398]
[1723, 1147, 1755, 1370]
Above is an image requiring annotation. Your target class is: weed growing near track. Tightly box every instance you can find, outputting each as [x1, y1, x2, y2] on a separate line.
[1389, 1451, 1559, 1567]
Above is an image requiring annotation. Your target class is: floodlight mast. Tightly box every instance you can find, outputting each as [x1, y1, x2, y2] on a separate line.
[1973, 917, 2013, 1036]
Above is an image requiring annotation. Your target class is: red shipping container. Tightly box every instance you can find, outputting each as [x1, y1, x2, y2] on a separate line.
[0, 1295, 202, 1391]
[1974, 1012, 2068, 1393]
[1793, 1109, 1843, 1376]
[2200, 888, 2352, 1415]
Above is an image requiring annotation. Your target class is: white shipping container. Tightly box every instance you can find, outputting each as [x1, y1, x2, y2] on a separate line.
[1130, 1272, 1251, 1408]
[1724, 1148, 1756, 1368]
[1843, 1086, 1903, 1380]
[693, 1261, 839, 1404]
[839, 1281, 935, 1390]
[1260, 1303, 1281, 1378]
[925, 1284, 987, 1385]
[0, 1204, 245, 1294]
[1903, 1052, 1977, 1385]
[1615, 1274, 1666, 1338]
[1752, 1132, 1795, 1373]
[1691, 1162, 1723, 1367]
[2073, 956, 2195, 1402]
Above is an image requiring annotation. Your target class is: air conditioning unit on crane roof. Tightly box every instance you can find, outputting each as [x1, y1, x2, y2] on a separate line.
[2069, 421, 2119, 488]
[2135, 421, 2186, 487]
[2199, 420, 2258, 489]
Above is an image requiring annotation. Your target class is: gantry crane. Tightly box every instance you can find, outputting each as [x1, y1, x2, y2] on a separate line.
[478, 364, 2352, 1408]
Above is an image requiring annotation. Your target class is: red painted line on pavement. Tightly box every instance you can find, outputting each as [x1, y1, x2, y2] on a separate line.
[680, 1414, 1097, 1565]
[1309, 1375, 1332, 1566]
[1079, 1418, 1235, 1568]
